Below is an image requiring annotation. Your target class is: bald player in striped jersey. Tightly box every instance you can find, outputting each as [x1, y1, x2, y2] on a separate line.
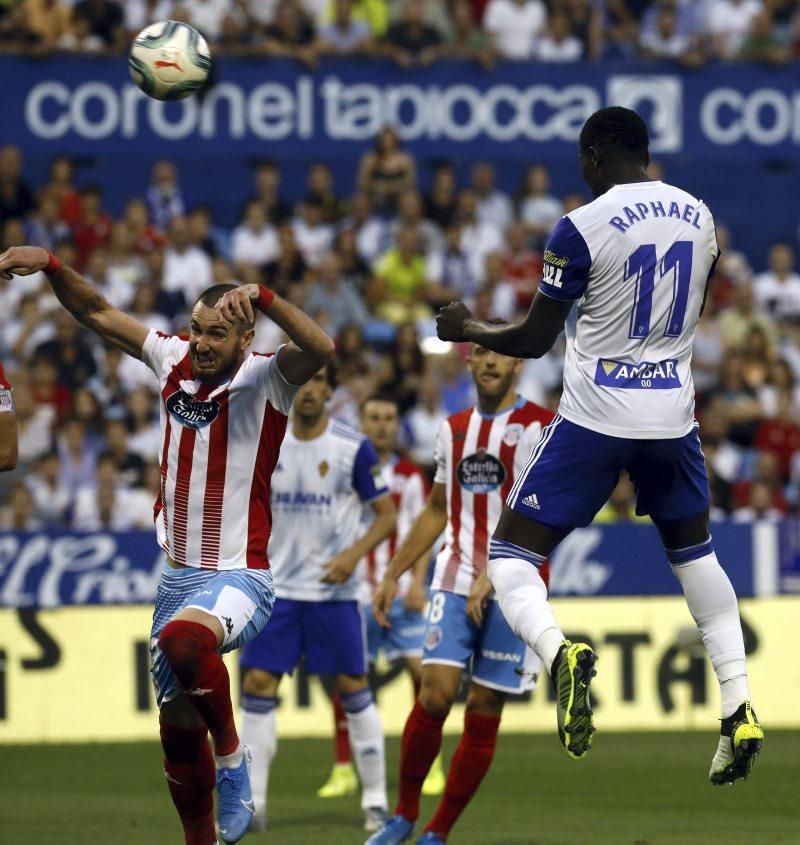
[0, 243, 333, 845]
[367, 341, 552, 845]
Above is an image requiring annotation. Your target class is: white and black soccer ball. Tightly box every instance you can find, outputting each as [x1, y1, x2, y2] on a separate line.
[128, 20, 211, 101]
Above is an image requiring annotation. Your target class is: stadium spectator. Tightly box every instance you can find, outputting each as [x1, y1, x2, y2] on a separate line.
[403, 371, 446, 474]
[381, 0, 443, 66]
[471, 162, 513, 234]
[11, 380, 55, 465]
[709, 352, 763, 447]
[754, 242, 800, 320]
[72, 387, 106, 451]
[184, 0, 231, 41]
[456, 188, 503, 284]
[122, 1, 176, 37]
[107, 222, 147, 291]
[104, 418, 146, 488]
[306, 161, 343, 223]
[333, 227, 372, 292]
[391, 188, 441, 254]
[247, 161, 293, 226]
[261, 221, 310, 291]
[601, 0, 648, 58]
[124, 386, 161, 462]
[187, 205, 231, 260]
[26, 450, 72, 526]
[430, 0, 496, 66]
[162, 215, 213, 304]
[127, 281, 171, 335]
[231, 200, 280, 272]
[0, 146, 35, 227]
[316, 0, 374, 54]
[56, 7, 107, 52]
[292, 194, 336, 268]
[703, 0, 763, 58]
[339, 191, 389, 265]
[555, 0, 602, 57]
[123, 197, 166, 256]
[72, 0, 126, 51]
[379, 321, 425, 414]
[25, 0, 72, 52]
[72, 453, 153, 530]
[35, 311, 97, 391]
[57, 416, 99, 495]
[26, 195, 70, 252]
[373, 226, 431, 323]
[536, 9, 584, 61]
[70, 186, 112, 269]
[718, 281, 778, 349]
[0, 481, 42, 530]
[738, 8, 790, 62]
[480, 251, 518, 321]
[84, 246, 133, 311]
[29, 352, 71, 420]
[502, 219, 543, 312]
[483, 0, 547, 60]
[424, 164, 458, 230]
[639, 2, 704, 63]
[335, 321, 378, 379]
[146, 160, 186, 232]
[439, 347, 476, 413]
[755, 389, 800, 480]
[426, 221, 477, 303]
[357, 127, 417, 214]
[38, 155, 82, 226]
[0, 1, 43, 51]
[516, 164, 563, 246]
[305, 251, 370, 335]
[732, 479, 784, 522]
[693, 300, 726, 394]
[4, 292, 55, 364]
[261, 0, 316, 64]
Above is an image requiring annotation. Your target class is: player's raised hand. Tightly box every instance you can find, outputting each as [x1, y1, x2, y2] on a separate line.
[466, 569, 493, 626]
[436, 301, 474, 343]
[373, 576, 397, 629]
[215, 284, 259, 327]
[320, 549, 359, 584]
[0, 245, 49, 280]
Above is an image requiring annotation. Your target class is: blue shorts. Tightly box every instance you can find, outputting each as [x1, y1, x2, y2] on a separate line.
[240, 597, 367, 677]
[366, 598, 426, 663]
[150, 563, 275, 708]
[507, 415, 710, 530]
[422, 590, 539, 695]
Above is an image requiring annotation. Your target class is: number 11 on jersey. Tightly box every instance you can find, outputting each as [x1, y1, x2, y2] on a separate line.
[627, 241, 693, 340]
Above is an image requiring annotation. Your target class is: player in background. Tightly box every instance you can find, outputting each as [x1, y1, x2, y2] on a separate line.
[317, 394, 445, 801]
[0, 244, 334, 845]
[367, 342, 552, 845]
[437, 106, 763, 784]
[239, 364, 397, 833]
[0, 362, 19, 471]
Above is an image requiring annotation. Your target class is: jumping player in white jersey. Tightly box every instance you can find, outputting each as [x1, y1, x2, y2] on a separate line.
[437, 107, 763, 784]
[0, 244, 334, 845]
[367, 342, 553, 845]
[238, 363, 397, 833]
[317, 393, 445, 801]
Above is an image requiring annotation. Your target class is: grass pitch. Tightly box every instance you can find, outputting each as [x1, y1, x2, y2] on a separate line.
[1, 731, 797, 844]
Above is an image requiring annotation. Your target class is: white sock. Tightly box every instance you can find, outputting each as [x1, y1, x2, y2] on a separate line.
[239, 694, 278, 819]
[341, 688, 387, 811]
[215, 742, 244, 769]
[669, 548, 750, 717]
[488, 553, 565, 673]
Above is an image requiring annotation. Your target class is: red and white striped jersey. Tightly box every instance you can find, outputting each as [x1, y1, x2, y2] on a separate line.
[362, 455, 429, 601]
[432, 397, 553, 596]
[0, 362, 13, 413]
[141, 329, 299, 570]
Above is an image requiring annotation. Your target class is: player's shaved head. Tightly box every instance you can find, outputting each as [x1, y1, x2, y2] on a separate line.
[579, 107, 649, 163]
[188, 285, 254, 381]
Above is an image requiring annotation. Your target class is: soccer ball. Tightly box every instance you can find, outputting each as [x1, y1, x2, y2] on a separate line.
[128, 20, 211, 101]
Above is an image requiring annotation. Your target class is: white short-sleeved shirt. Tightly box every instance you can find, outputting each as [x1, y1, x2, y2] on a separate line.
[141, 329, 299, 569]
[538, 180, 719, 439]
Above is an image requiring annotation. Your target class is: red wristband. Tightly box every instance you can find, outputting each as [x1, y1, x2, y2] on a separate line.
[257, 285, 275, 313]
[44, 251, 63, 276]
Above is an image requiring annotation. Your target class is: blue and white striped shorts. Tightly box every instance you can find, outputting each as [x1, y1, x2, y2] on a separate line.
[149, 562, 275, 707]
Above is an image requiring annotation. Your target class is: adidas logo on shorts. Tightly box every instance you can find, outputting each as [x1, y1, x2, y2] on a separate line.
[522, 493, 541, 510]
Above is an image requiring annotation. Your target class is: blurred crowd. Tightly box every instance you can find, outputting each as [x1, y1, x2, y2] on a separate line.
[2, 129, 800, 531]
[1, 0, 800, 65]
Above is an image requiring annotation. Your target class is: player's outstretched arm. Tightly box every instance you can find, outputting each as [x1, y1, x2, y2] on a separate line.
[373, 483, 448, 627]
[218, 284, 334, 385]
[0, 246, 148, 359]
[436, 292, 573, 359]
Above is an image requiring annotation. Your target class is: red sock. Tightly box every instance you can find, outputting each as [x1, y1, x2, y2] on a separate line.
[158, 620, 239, 756]
[332, 690, 351, 764]
[425, 711, 501, 839]
[395, 700, 446, 822]
[160, 720, 216, 845]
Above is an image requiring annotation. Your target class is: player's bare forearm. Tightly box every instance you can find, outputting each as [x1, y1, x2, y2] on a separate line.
[345, 494, 397, 562]
[263, 293, 335, 385]
[386, 486, 447, 581]
[0, 246, 148, 358]
[436, 293, 573, 358]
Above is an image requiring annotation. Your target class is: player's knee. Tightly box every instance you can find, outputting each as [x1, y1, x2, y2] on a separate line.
[418, 683, 454, 719]
[158, 620, 216, 679]
[243, 668, 279, 697]
[466, 685, 505, 717]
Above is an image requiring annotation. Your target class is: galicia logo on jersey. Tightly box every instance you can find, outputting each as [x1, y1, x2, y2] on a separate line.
[594, 358, 682, 390]
[457, 449, 506, 493]
[165, 390, 220, 429]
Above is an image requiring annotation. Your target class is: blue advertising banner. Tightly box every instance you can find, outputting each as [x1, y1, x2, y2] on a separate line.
[2, 57, 799, 159]
[0, 523, 759, 608]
